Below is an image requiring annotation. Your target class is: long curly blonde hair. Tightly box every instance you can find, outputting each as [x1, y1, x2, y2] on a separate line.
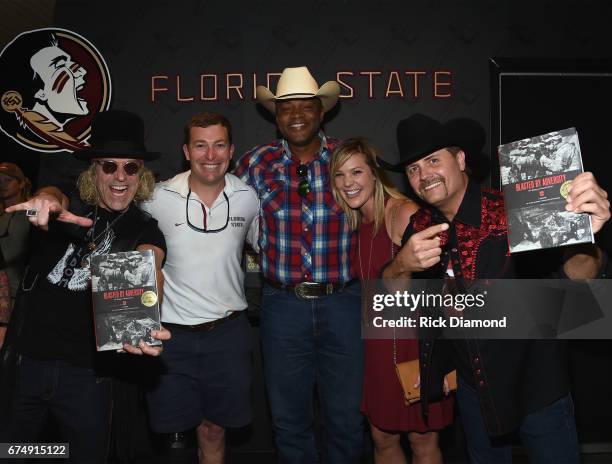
[77, 163, 156, 205]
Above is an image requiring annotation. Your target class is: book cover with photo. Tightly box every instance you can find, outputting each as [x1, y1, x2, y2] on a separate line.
[498, 127, 593, 253]
[91, 249, 161, 351]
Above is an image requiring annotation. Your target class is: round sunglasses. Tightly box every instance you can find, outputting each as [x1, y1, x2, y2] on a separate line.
[95, 160, 142, 176]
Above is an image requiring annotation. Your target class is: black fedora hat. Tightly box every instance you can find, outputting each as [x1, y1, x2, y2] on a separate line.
[75, 110, 161, 161]
[379, 113, 482, 172]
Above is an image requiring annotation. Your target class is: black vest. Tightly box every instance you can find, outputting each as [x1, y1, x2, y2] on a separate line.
[2, 198, 155, 358]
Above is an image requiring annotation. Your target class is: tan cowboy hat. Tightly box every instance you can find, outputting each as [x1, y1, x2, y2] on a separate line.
[256, 66, 340, 113]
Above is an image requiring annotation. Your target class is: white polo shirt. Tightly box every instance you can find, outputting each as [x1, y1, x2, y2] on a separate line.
[141, 171, 259, 324]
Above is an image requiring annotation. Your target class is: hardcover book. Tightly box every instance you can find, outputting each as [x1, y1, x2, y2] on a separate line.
[498, 127, 593, 253]
[91, 249, 161, 351]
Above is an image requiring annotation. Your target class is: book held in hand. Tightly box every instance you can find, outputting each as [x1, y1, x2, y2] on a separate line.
[91, 249, 161, 351]
[498, 127, 593, 253]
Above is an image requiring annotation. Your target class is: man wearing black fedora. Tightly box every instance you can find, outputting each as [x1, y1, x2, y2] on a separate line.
[1, 110, 170, 463]
[382, 113, 610, 463]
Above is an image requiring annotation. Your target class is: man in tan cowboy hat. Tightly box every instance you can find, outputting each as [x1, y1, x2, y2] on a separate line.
[235, 66, 364, 462]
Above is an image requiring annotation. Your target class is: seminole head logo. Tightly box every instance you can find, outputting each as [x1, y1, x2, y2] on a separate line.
[0, 28, 111, 153]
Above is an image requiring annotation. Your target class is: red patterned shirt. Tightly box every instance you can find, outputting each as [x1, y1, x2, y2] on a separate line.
[406, 179, 510, 283]
[234, 134, 355, 284]
[404, 179, 573, 436]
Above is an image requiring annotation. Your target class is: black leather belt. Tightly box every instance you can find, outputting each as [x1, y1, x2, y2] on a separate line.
[163, 311, 242, 332]
[264, 279, 355, 300]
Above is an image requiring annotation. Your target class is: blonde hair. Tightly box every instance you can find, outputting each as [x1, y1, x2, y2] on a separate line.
[330, 137, 407, 234]
[77, 163, 156, 206]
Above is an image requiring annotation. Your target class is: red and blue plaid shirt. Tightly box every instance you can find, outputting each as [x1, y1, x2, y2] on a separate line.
[234, 134, 355, 284]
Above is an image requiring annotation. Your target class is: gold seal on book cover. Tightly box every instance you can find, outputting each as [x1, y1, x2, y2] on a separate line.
[141, 291, 158, 307]
[560, 180, 572, 199]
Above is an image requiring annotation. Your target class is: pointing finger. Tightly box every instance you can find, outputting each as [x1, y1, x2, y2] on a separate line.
[415, 223, 449, 240]
[5, 201, 34, 213]
[57, 210, 94, 228]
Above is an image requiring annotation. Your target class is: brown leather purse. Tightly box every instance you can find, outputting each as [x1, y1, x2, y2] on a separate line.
[395, 359, 457, 405]
[388, 201, 457, 405]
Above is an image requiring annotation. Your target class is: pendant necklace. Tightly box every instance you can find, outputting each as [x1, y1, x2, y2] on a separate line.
[358, 223, 374, 282]
[81, 205, 128, 268]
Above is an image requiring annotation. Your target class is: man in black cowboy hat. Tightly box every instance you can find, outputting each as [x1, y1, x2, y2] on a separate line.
[382, 113, 610, 463]
[1, 110, 170, 463]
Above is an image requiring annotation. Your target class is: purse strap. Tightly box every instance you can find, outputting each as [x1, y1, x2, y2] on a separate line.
[389, 201, 401, 365]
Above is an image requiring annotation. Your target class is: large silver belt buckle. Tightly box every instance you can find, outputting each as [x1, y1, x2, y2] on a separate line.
[295, 282, 318, 300]
[294, 282, 333, 300]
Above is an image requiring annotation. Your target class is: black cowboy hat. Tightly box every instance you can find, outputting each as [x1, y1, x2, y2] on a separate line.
[75, 110, 161, 161]
[378, 113, 488, 178]
[444, 116, 490, 182]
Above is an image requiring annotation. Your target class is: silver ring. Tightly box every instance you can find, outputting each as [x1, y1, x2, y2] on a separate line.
[25, 209, 38, 217]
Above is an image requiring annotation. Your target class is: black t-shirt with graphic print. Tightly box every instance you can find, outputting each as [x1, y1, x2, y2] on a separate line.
[18, 203, 166, 368]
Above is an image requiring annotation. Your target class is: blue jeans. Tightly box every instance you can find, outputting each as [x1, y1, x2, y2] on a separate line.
[457, 378, 579, 463]
[261, 281, 364, 464]
[4, 356, 112, 464]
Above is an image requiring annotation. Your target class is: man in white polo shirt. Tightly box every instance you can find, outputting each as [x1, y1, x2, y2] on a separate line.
[141, 112, 258, 464]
